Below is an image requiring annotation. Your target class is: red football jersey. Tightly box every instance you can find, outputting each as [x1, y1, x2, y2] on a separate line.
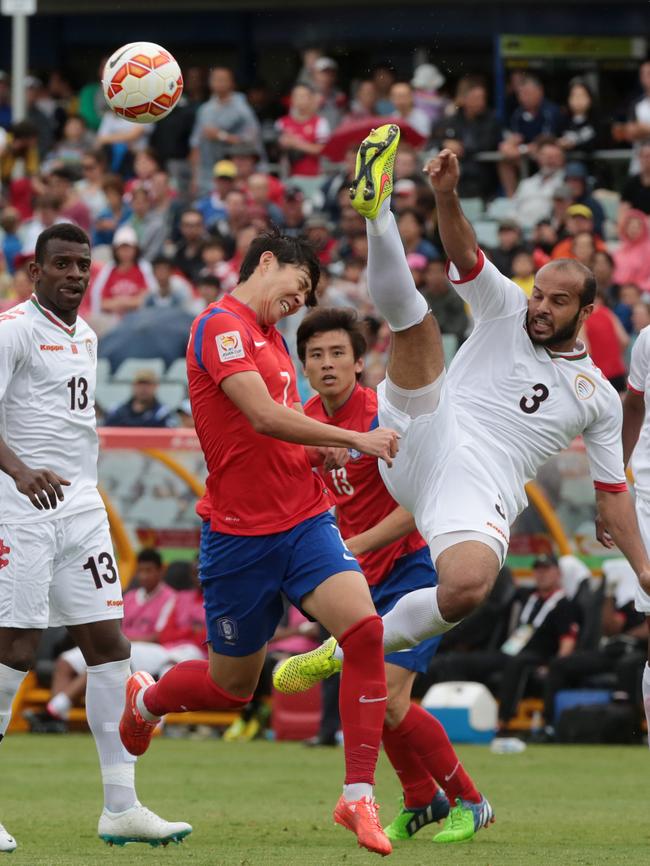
[304, 383, 426, 585]
[187, 294, 329, 535]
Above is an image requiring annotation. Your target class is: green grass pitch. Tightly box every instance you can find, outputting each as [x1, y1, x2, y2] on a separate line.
[1, 734, 649, 865]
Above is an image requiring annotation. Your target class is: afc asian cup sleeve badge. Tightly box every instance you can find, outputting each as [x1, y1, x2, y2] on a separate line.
[85, 338, 95, 363]
[575, 373, 596, 400]
[216, 330, 245, 362]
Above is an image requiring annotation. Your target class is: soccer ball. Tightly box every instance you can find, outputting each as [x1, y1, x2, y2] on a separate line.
[102, 42, 183, 123]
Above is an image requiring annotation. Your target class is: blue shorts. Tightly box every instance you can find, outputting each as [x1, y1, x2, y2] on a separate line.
[370, 546, 440, 674]
[199, 511, 363, 656]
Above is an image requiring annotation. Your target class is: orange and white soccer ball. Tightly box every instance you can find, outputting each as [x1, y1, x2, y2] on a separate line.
[102, 42, 183, 123]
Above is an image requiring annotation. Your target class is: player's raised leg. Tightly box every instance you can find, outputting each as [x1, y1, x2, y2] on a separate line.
[351, 128, 501, 649]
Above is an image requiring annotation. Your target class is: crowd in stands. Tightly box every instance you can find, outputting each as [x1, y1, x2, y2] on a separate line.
[2, 55, 650, 416]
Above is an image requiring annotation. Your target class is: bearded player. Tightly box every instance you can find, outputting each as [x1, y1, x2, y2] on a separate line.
[120, 230, 400, 856]
[286, 305, 494, 844]
[273, 126, 650, 723]
[0, 224, 191, 853]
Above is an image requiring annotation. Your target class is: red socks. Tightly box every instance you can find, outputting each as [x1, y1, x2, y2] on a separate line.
[338, 615, 387, 785]
[382, 722, 439, 808]
[391, 703, 480, 804]
[142, 659, 251, 717]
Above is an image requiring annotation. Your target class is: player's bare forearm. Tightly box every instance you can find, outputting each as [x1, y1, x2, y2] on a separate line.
[346, 506, 416, 556]
[424, 149, 477, 275]
[597, 490, 650, 580]
[0, 437, 28, 482]
[622, 390, 645, 468]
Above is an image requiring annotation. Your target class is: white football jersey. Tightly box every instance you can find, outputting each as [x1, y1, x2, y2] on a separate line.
[445, 251, 627, 521]
[0, 295, 103, 523]
[627, 325, 650, 499]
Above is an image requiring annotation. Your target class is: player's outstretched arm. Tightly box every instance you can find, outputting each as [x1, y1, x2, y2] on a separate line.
[424, 149, 478, 275]
[0, 436, 70, 510]
[221, 371, 399, 465]
[596, 489, 650, 593]
[345, 506, 417, 557]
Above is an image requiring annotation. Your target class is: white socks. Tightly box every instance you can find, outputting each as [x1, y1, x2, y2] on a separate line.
[47, 692, 72, 720]
[343, 783, 374, 802]
[366, 199, 429, 332]
[381, 587, 457, 654]
[0, 663, 27, 740]
[642, 663, 650, 748]
[86, 659, 137, 813]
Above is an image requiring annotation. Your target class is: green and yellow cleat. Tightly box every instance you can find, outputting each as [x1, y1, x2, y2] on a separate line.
[432, 794, 494, 843]
[349, 123, 401, 219]
[384, 790, 450, 841]
[272, 636, 341, 694]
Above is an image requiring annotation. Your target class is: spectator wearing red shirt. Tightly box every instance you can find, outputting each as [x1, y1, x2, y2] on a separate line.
[276, 84, 330, 177]
[583, 288, 629, 393]
[298, 306, 490, 842]
[121, 230, 399, 857]
[89, 225, 155, 317]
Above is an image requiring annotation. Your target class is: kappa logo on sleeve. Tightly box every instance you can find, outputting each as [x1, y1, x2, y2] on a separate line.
[216, 330, 245, 362]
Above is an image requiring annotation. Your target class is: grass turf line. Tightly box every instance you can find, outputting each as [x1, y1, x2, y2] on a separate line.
[1, 735, 649, 865]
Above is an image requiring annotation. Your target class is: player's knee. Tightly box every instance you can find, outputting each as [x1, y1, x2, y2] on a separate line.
[384, 692, 410, 729]
[2, 637, 37, 672]
[440, 574, 491, 620]
[85, 633, 131, 667]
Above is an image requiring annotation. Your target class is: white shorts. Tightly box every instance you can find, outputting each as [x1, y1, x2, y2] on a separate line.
[0, 508, 124, 629]
[634, 495, 650, 614]
[62, 641, 204, 677]
[377, 377, 510, 566]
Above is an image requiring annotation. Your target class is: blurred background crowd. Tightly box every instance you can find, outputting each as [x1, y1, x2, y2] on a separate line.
[2, 52, 650, 422]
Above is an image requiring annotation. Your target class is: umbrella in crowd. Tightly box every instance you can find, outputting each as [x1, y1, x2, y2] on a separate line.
[98, 306, 195, 372]
[322, 117, 426, 162]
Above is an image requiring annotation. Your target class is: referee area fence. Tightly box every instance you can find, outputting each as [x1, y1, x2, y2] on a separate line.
[8, 430, 627, 734]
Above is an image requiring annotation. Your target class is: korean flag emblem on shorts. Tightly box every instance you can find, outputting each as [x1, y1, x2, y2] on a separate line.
[216, 617, 239, 643]
[216, 331, 245, 362]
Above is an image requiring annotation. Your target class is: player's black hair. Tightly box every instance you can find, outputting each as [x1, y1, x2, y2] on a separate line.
[238, 227, 320, 306]
[548, 258, 597, 309]
[137, 548, 163, 568]
[296, 307, 367, 378]
[34, 223, 90, 264]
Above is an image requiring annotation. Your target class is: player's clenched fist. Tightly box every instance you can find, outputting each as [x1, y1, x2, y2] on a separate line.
[424, 148, 460, 193]
[353, 427, 400, 467]
[12, 465, 71, 510]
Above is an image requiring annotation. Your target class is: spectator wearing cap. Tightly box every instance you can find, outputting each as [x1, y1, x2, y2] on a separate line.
[430, 76, 502, 200]
[90, 225, 156, 317]
[172, 208, 207, 284]
[281, 186, 306, 238]
[312, 57, 346, 131]
[411, 63, 449, 128]
[145, 254, 196, 313]
[392, 178, 419, 214]
[614, 208, 650, 293]
[583, 285, 629, 393]
[305, 214, 336, 266]
[425, 552, 580, 740]
[563, 161, 605, 236]
[499, 74, 563, 197]
[621, 140, 650, 216]
[487, 219, 526, 276]
[422, 258, 469, 349]
[397, 208, 439, 261]
[512, 137, 566, 230]
[551, 204, 607, 260]
[103, 369, 176, 428]
[193, 159, 236, 230]
[389, 81, 430, 138]
[276, 84, 330, 177]
[189, 67, 261, 196]
[406, 251, 428, 291]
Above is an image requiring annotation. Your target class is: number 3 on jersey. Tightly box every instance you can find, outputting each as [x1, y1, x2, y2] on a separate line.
[519, 383, 549, 415]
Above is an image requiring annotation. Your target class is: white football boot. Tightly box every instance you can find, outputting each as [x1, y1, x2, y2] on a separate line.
[0, 823, 16, 853]
[98, 802, 192, 847]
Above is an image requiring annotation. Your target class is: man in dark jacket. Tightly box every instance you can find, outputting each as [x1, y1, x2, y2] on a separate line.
[103, 369, 175, 428]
